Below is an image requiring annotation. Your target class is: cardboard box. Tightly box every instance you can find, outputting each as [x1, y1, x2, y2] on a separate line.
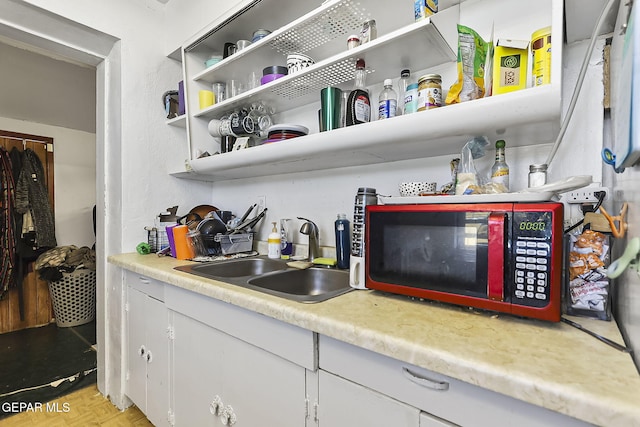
[492, 39, 529, 94]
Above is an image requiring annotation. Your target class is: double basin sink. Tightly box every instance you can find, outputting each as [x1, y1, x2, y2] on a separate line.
[174, 257, 352, 303]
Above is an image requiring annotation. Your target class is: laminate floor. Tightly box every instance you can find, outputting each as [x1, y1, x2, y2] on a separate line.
[0, 321, 98, 421]
[0, 384, 152, 426]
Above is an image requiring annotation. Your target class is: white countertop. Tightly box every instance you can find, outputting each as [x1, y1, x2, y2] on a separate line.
[109, 252, 640, 427]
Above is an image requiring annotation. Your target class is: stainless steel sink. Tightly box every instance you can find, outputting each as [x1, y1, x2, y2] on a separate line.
[247, 268, 351, 303]
[175, 257, 288, 278]
[175, 257, 352, 303]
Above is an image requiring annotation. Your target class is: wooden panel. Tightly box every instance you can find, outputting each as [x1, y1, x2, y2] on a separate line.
[0, 131, 55, 333]
[0, 269, 54, 333]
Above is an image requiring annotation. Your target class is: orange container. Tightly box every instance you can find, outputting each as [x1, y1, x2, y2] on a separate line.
[173, 225, 194, 260]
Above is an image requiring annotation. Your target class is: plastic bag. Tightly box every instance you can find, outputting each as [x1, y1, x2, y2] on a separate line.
[446, 25, 489, 104]
[454, 136, 489, 195]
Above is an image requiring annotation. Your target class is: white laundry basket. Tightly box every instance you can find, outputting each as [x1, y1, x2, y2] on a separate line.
[48, 269, 96, 327]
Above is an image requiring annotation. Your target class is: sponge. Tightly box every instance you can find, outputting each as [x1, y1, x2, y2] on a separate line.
[287, 261, 313, 270]
[312, 257, 337, 267]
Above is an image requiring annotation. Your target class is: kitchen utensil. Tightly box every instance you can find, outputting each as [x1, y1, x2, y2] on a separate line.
[230, 207, 268, 234]
[240, 204, 256, 223]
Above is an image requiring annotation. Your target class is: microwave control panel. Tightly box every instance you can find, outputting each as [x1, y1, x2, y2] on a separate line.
[510, 211, 554, 307]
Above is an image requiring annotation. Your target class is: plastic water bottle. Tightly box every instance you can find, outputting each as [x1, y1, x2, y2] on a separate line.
[398, 69, 410, 115]
[378, 79, 397, 120]
[335, 214, 351, 269]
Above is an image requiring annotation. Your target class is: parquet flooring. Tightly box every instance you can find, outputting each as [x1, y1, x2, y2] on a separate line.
[1, 384, 152, 426]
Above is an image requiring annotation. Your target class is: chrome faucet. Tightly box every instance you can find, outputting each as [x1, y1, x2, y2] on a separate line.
[297, 217, 320, 261]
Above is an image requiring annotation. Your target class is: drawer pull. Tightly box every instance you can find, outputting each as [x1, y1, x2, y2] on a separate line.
[402, 367, 450, 391]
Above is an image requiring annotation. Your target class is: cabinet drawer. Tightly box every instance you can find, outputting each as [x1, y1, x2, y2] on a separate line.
[125, 271, 165, 301]
[319, 336, 592, 427]
[165, 284, 316, 370]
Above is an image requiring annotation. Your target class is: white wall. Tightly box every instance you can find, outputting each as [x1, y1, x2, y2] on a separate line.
[0, 117, 96, 247]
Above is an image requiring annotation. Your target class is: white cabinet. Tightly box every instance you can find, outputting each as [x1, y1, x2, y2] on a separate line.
[318, 335, 593, 427]
[125, 274, 170, 427]
[172, 0, 564, 182]
[164, 284, 316, 427]
[318, 370, 460, 427]
[171, 311, 308, 426]
[318, 370, 421, 426]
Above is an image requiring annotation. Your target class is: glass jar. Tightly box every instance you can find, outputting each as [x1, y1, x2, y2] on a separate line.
[528, 163, 548, 188]
[417, 74, 442, 111]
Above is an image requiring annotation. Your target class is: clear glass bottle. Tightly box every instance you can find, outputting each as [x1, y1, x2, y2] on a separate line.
[491, 139, 510, 191]
[378, 79, 397, 120]
[398, 69, 411, 115]
[346, 59, 371, 126]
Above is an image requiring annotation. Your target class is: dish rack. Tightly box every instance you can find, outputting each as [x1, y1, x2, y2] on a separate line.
[215, 232, 254, 254]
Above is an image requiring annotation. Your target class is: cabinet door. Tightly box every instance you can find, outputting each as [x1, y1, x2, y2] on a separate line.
[172, 312, 225, 426]
[144, 296, 170, 427]
[172, 311, 308, 427]
[318, 370, 420, 427]
[126, 286, 148, 413]
[126, 286, 170, 426]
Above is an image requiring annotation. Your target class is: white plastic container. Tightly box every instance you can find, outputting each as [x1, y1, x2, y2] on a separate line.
[268, 222, 281, 259]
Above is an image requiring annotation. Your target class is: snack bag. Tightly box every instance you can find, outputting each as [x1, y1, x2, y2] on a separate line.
[446, 25, 488, 104]
[454, 136, 489, 195]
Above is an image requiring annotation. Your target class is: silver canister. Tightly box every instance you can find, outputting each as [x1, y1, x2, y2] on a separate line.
[528, 163, 548, 188]
[350, 187, 377, 290]
[351, 187, 377, 257]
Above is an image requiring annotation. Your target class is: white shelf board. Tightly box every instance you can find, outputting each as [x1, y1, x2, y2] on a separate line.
[170, 85, 561, 182]
[166, 115, 186, 128]
[192, 16, 455, 120]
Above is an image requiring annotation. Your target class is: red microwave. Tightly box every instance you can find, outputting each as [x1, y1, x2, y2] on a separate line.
[365, 202, 563, 322]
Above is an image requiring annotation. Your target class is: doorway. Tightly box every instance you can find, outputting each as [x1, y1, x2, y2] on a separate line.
[0, 131, 55, 333]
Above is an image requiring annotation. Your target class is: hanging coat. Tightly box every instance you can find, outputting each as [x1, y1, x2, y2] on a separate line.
[14, 149, 57, 250]
[0, 147, 17, 298]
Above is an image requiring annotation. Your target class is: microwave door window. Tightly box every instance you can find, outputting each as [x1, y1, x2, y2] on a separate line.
[371, 212, 489, 298]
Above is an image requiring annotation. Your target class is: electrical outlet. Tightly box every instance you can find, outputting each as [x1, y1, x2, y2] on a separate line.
[562, 187, 609, 204]
[257, 195, 266, 212]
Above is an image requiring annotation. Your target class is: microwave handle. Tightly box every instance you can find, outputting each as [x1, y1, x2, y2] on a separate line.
[487, 212, 505, 301]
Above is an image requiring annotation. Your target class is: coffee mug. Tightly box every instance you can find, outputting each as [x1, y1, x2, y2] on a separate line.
[223, 42, 237, 58]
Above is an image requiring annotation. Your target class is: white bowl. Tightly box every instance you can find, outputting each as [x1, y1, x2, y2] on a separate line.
[399, 182, 437, 196]
[286, 53, 315, 74]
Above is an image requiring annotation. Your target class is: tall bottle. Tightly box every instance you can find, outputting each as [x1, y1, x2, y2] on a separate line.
[378, 79, 398, 120]
[491, 139, 510, 191]
[346, 59, 371, 126]
[334, 213, 350, 269]
[398, 69, 411, 115]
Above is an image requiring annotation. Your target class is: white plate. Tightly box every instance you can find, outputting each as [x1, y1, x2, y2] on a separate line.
[379, 191, 557, 204]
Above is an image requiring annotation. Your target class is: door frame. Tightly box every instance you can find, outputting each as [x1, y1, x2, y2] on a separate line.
[0, 0, 125, 408]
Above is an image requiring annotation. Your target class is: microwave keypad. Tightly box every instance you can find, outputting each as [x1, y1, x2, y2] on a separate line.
[513, 240, 550, 304]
